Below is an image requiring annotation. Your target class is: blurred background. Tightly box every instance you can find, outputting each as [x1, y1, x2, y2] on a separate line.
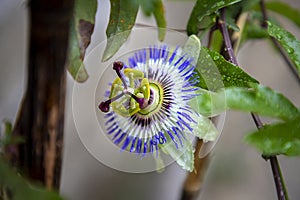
[0, 0, 300, 199]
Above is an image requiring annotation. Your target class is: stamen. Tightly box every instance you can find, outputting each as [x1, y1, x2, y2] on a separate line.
[125, 91, 148, 109]
[100, 61, 150, 114]
[99, 92, 125, 112]
[113, 61, 128, 89]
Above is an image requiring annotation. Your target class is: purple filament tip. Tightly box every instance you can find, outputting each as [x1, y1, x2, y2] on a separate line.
[99, 101, 110, 112]
[113, 61, 128, 89]
[113, 61, 124, 71]
[98, 92, 126, 113]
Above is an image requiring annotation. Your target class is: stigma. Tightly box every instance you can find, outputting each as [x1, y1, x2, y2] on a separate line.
[99, 61, 152, 116]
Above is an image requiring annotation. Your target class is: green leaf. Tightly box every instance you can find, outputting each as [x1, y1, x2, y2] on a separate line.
[210, 30, 223, 51]
[67, 0, 97, 82]
[182, 36, 220, 142]
[101, 0, 166, 61]
[222, 0, 261, 33]
[155, 153, 165, 173]
[161, 140, 194, 172]
[207, 49, 258, 87]
[0, 121, 24, 150]
[187, 0, 242, 35]
[245, 115, 300, 156]
[240, 11, 278, 45]
[192, 47, 224, 91]
[190, 48, 258, 90]
[182, 35, 201, 63]
[75, 0, 97, 22]
[102, 0, 139, 61]
[0, 158, 63, 200]
[138, 0, 167, 41]
[243, 22, 269, 39]
[191, 114, 220, 141]
[225, 14, 240, 32]
[238, 0, 260, 12]
[265, 1, 300, 28]
[152, 0, 167, 41]
[267, 21, 300, 75]
[0, 121, 12, 150]
[67, 21, 89, 82]
[190, 83, 300, 120]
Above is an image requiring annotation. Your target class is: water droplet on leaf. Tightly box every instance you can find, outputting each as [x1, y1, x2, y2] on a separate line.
[267, 21, 272, 27]
[276, 34, 282, 40]
[216, 1, 225, 7]
[213, 55, 220, 61]
[287, 47, 294, 54]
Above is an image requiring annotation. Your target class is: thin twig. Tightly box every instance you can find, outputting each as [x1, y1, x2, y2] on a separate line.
[269, 156, 290, 200]
[218, 9, 238, 65]
[135, 23, 187, 33]
[251, 113, 264, 129]
[218, 7, 289, 200]
[260, 0, 300, 84]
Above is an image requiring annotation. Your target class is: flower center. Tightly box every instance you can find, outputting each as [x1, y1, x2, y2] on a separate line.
[138, 83, 163, 116]
[99, 61, 163, 117]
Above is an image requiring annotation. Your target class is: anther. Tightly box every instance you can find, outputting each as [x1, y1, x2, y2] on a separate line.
[98, 101, 110, 112]
[98, 92, 125, 112]
[113, 61, 128, 89]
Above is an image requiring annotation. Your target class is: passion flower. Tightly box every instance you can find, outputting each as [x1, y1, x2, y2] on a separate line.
[98, 43, 219, 171]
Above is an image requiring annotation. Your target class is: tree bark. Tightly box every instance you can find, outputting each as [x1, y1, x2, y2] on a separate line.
[11, 0, 74, 190]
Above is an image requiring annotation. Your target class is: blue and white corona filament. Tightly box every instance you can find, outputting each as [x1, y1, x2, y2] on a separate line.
[99, 45, 204, 156]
